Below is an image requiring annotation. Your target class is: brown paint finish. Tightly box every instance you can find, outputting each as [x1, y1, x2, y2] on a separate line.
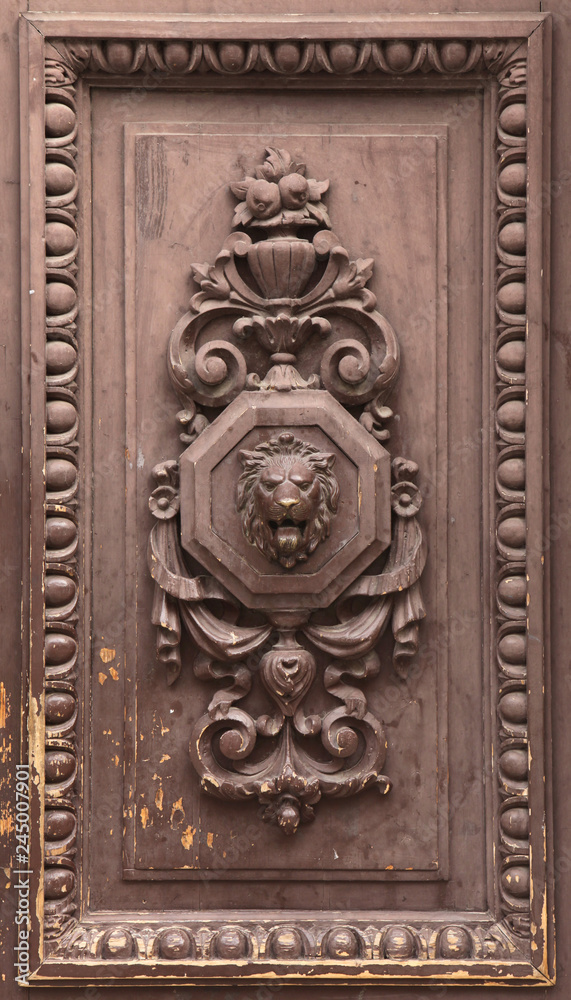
[2, 2, 565, 996]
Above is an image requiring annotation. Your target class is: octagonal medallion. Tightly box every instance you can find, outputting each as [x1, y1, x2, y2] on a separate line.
[179, 391, 391, 610]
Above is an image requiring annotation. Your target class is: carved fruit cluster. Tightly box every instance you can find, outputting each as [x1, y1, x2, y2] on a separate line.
[494, 55, 530, 936]
[230, 147, 331, 229]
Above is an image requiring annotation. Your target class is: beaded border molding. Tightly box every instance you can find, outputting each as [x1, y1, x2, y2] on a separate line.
[20, 13, 551, 986]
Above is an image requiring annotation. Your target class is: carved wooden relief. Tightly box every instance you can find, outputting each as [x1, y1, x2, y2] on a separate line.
[20, 11, 552, 988]
[148, 146, 426, 835]
[42, 49, 82, 946]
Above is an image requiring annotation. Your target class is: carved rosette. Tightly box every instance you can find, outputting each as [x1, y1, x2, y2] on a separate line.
[494, 50, 530, 937]
[43, 49, 81, 940]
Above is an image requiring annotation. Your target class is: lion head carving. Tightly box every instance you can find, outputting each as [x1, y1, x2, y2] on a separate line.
[236, 432, 340, 569]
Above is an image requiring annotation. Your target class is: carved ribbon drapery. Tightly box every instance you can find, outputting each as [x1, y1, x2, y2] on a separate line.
[149, 455, 426, 833]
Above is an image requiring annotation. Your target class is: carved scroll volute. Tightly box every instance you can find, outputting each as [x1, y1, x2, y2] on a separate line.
[149, 147, 426, 833]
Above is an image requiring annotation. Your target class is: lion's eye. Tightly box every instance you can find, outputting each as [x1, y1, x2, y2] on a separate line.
[263, 481, 278, 491]
[298, 481, 312, 491]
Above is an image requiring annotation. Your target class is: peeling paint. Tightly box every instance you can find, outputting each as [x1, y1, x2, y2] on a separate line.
[0, 804, 14, 838]
[159, 754, 171, 763]
[181, 825, 196, 849]
[207, 831, 214, 848]
[109, 665, 119, 681]
[539, 887, 550, 976]
[170, 797, 185, 828]
[98, 672, 107, 685]
[0, 734, 11, 765]
[0, 682, 7, 728]
[140, 805, 150, 828]
[155, 787, 163, 811]
[100, 647, 116, 663]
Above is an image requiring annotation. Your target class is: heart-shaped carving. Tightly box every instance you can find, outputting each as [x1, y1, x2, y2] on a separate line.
[259, 644, 316, 716]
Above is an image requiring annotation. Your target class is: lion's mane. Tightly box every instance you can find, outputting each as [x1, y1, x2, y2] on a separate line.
[236, 432, 339, 566]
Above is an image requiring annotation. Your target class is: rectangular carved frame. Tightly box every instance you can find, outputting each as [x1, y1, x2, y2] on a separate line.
[20, 12, 553, 987]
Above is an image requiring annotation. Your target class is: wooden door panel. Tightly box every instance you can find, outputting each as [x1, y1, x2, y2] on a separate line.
[17, 11, 552, 988]
[119, 124, 448, 884]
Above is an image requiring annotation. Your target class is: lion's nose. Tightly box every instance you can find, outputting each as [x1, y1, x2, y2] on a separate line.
[277, 497, 298, 508]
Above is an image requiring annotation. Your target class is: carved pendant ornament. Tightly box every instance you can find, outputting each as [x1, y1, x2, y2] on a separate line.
[148, 147, 427, 835]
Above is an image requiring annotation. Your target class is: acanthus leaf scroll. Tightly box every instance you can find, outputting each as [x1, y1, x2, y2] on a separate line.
[148, 147, 427, 833]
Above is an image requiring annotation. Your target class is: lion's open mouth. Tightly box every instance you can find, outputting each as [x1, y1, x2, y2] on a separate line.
[269, 518, 307, 552]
